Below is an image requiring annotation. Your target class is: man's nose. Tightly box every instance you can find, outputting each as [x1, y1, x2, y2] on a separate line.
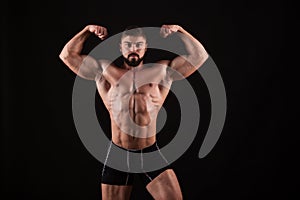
[130, 45, 137, 51]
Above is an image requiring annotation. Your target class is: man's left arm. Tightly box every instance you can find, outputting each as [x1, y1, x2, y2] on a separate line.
[161, 25, 209, 80]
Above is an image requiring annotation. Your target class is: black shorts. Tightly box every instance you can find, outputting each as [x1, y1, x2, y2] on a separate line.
[101, 141, 170, 186]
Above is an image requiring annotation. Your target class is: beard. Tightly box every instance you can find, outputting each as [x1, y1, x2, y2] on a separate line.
[123, 53, 144, 67]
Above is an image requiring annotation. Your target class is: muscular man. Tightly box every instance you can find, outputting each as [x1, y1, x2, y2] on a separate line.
[59, 24, 208, 200]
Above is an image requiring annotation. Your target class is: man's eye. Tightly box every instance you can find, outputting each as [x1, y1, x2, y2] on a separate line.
[137, 43, 144, 48]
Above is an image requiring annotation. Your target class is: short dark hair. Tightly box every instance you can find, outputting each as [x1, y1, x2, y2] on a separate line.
[121, 25, 147, 40]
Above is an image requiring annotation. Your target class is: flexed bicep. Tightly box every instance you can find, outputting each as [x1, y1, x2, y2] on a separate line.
[60, 51, 101, 80]
[160, 24, 209, 80]
[59, 24, 108, 81]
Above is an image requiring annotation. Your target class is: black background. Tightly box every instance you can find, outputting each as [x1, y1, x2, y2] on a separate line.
[1, 0, 291, 199]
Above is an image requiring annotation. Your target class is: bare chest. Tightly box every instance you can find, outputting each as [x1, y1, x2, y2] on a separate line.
[95, 65, 171, 112]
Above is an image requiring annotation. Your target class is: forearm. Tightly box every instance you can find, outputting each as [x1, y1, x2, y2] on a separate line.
[59, 26, 91, 59]
[177, 26, 208, 67]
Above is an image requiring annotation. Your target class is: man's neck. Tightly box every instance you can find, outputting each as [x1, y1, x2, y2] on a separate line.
[122, 62, 144, 70]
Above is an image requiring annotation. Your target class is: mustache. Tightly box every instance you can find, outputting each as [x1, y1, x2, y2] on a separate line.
[128, 53, 139, 58]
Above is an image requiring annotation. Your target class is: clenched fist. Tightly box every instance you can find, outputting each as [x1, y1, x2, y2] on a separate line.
[86, 25, 108, 40]
[160, 25, 182, 38]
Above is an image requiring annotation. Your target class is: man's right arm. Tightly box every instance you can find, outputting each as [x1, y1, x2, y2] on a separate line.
[59, 25, 108, 80]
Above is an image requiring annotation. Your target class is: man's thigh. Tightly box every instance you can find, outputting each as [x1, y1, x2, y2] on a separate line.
[101, 184, 133, 200]
[146, 169, 183, 200]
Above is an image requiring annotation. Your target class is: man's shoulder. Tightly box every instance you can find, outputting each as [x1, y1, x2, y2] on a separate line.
[155, 59, 171, 66]
[98, 59, 124, 71]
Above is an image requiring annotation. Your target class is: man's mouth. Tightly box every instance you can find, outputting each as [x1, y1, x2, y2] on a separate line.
[128, 53, 139, 59]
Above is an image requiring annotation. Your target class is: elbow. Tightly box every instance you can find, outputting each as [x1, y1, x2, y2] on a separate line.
[59, 49, 73, 66]
[196, 51, 209, 68]
[59, 52, 63, 60]
[190, 51, 209, 69]
[59, 51, 68, 61]
[202, 51, 209, 63]
[59, 44, 72, 62]
[58, 51, 73, 70]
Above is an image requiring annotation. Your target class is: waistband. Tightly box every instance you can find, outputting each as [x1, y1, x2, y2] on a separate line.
[112, 141, 159, 153]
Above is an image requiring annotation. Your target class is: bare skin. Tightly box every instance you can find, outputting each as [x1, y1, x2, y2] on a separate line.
[59, 24, 208, 200]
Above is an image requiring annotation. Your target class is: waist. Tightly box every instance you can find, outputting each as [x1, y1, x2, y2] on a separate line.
[111, 123, 157, 149]
[112, 140, 159, 153]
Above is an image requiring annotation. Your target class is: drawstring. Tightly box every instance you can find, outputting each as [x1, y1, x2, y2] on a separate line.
[125, 150, 130, 185]
[156, 143, 169, 165]
[102, 141, 113, 177]
[141, 148, 153, 181]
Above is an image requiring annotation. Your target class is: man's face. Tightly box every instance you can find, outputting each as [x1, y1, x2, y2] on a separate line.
[120, 36, 147, 67]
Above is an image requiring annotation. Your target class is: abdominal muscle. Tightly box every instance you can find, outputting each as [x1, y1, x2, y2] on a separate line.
[109, 88, 161, 150]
